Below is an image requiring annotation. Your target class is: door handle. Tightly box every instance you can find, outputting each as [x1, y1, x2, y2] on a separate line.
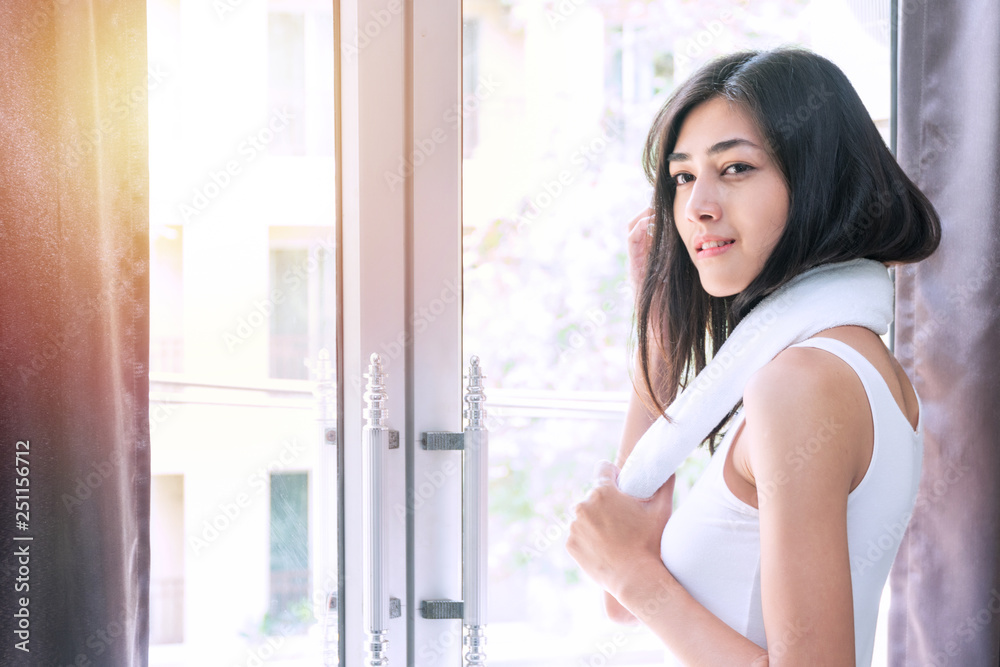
[463, 356, 488, 666]
[363, 353, 394, 666]
[419, 356, 489, 666]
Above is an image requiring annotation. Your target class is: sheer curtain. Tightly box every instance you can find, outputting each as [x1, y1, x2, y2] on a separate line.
[891, 0, 1000, 665]
[0, 2, 149, 665]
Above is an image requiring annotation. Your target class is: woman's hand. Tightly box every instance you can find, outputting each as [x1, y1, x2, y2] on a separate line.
[567, 461, 674, 603]
[627, 207, 656, 290]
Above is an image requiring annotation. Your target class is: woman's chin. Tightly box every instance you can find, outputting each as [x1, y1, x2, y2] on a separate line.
[698, 276, 745, 298]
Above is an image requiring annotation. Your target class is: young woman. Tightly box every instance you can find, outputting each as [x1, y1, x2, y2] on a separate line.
[566, 48, 940, 666]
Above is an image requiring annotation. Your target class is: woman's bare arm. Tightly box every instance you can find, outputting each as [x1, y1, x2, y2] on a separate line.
[597, 348, 862, 665]
[614, 381, 661, 468]
[606, 206, 675, 623]
[605, 355, 675, 623]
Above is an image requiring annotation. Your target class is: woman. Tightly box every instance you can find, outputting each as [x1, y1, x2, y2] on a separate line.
[566, 48, 940, 666]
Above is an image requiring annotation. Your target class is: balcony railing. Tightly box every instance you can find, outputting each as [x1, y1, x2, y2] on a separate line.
[149, 372, 629, 419]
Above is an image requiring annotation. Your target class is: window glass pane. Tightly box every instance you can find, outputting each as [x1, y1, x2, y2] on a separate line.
[462, 1, 891, 664]
[151, 226, 184, 373]
[269, 13, 307, 156]
[269, 473, 311, 632]
[150, 475, 185, 645]
[147, 0, 338, 664]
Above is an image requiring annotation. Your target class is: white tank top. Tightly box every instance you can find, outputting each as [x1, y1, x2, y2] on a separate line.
[659, 337, 923, 667]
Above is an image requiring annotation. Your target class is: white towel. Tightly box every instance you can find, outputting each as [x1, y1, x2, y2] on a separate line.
[617, 258, 894, 499]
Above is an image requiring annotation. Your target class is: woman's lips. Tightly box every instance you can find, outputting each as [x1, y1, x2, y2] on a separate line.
[696, 240, 735, 259]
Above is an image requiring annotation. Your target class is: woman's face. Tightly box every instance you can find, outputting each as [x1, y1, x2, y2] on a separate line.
[668, 97, 790, 297]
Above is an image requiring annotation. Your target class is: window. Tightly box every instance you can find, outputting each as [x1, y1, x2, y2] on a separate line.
[268, 472, 311, 634]
[268, 13, 307, 156]
[267, 9, 335, 156]
[150, 226, 183, 374]
[269, 248, 310, 379]
[268, 228, 336, 380]
[149, 475, 184, 645]
[463, 19, 481, 157]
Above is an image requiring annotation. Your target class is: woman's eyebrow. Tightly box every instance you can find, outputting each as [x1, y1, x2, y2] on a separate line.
[667, 138, 763, 163]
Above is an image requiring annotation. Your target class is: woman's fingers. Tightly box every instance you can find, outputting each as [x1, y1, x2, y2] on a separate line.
[627, 206, 655, 233]
[567, 462, 670, 596]
[594, 459, 620, 487]
[628, 207, 656, 288]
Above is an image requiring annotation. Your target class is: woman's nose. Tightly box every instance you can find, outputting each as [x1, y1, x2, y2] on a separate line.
[684, 177, 722, 223]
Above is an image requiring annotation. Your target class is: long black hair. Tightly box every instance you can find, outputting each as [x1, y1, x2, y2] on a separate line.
[636, 48, 940, 451]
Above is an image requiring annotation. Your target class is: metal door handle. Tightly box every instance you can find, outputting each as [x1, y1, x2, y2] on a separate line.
[363, 353, 391, 666]
[463, 356, 488, 666]
[418, 356, 489, 666]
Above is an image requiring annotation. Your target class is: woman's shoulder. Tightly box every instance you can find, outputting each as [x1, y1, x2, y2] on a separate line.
[747, 325, 919, 432]
[744, 332, 868, 420]
[739, 328, 880, 489]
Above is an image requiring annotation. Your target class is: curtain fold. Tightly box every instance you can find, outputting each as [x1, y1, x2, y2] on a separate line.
[0, 2, 149, 665]
[891, 1, 1000, 665]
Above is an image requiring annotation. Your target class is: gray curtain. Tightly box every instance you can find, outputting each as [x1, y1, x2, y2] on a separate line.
[0, 2, 149, 665]
[891, 1, 1000, 665]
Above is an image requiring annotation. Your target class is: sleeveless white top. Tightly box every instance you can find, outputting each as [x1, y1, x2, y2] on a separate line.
[659, 337, 923, 666]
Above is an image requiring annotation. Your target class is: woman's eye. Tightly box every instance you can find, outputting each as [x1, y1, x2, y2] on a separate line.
[671, 172, 693, 186]
[724, 163, 754, 176]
